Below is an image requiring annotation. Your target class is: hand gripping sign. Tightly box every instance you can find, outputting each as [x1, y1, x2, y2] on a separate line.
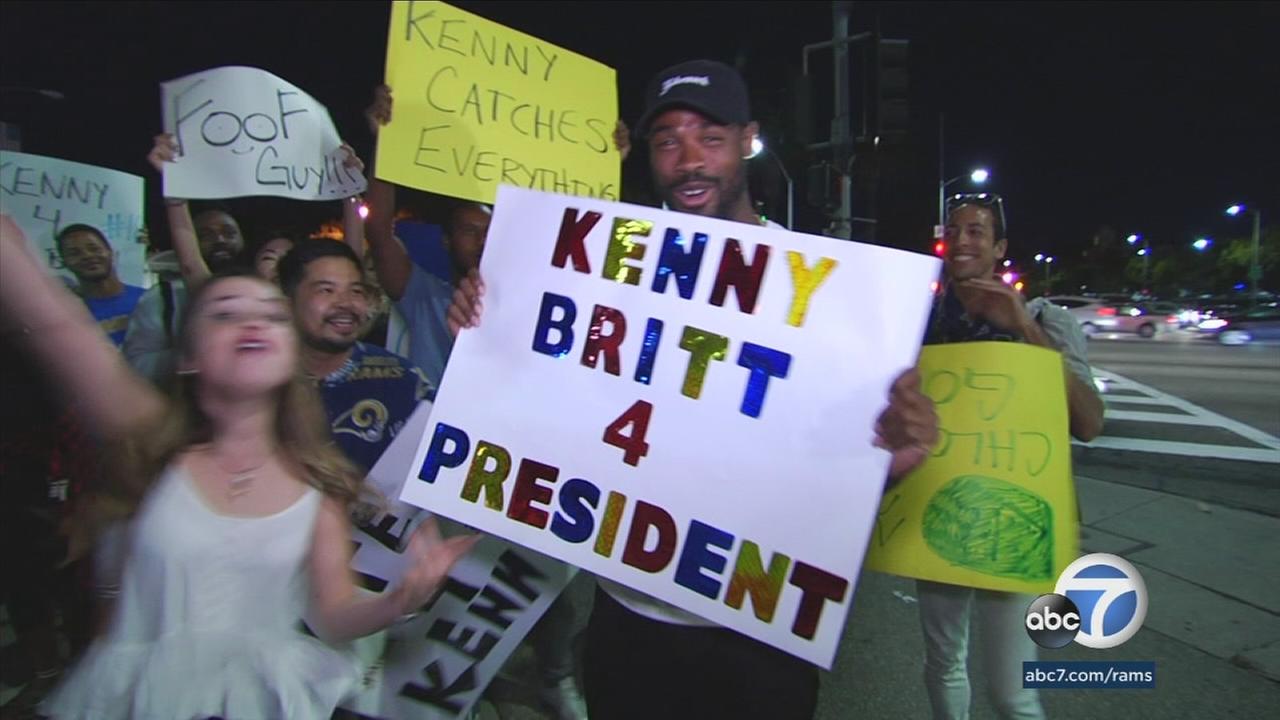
[395, 186, 940, 668]
[864, 342, 1079, 594]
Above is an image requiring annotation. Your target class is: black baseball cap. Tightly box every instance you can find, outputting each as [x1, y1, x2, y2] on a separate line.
[636, 59, 752, 137]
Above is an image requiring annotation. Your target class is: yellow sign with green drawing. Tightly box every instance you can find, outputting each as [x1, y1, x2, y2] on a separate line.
[864, 342, 1079, 594]
[378, 0, 620, 204]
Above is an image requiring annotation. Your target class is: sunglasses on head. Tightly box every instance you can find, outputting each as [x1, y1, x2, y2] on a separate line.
[947, 190, 1003, 221]
[947, 193, 1007, 236]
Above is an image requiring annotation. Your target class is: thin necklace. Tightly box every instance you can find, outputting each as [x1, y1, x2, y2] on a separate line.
[205, 447, 272, 500]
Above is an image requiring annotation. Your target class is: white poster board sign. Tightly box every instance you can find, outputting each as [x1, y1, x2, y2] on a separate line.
[344, 403, 575, 719]
[0, 150, 148, 287]
[160, 66, 365, 201]
[397, 186, 940, 668]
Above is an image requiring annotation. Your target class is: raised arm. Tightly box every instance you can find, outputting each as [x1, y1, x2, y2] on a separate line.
[0, 215, 166, 438]
[336, 143, 367, 259]
[362, 85, 412, 301]
[307, 497, 478, 643]
[148, 134, 211, 291]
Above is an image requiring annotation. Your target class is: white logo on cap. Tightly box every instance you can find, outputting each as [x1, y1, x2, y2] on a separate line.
[660, 75, 710, 96]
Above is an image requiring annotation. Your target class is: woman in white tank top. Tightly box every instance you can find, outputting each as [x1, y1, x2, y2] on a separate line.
[0, 215, 479, 719]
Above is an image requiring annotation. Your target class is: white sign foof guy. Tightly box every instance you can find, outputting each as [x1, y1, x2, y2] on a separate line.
[0, 150, 148, 288]
[399, 186, 940, 668]
[160, 66, 366, 201]
[344, 403, 576, 720]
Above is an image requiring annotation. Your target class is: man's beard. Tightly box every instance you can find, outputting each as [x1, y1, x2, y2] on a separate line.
[304, 334, 357, 355]
[204, 247, 240, 272]
[658, 168, 748, 221]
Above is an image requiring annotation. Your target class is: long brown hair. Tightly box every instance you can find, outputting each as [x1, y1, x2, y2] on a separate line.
[108, 271, 376, 517]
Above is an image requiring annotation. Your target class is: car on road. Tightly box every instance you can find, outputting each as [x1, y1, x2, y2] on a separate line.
[1046, 296, 1177, 338]
[1145, 300, 1202, 329]
[1197, 307, 1280, 345]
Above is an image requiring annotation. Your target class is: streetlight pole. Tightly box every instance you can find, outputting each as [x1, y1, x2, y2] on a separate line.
[936, 114, 991, 224]
[1252, 209, 1263, 304]
[938, 113, 946, 226]
[1127, 234, 1150, 290]
[830, 1, 853, 240]
[1034, 254, 1054, 294]
[1227, 204, 1263, 308]
[748, 137, 795, 230]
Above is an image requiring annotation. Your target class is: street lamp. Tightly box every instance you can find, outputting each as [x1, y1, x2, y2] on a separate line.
[1192, 238, 1212, 252]
[1226, 203, 1263, 307]
[1127, 233, 1151, 287]
[1034, 254, 1054, 293]
[938, 167, 990, 225]
[936, 113, 995, 227]
[748, 135, 794, 230]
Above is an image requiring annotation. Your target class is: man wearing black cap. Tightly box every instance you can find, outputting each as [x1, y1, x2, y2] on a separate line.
[448, 59, 938, 720]
[633, 59, 759, 224]
[580, 59, 934, 720]
[580, 60, 815, 719]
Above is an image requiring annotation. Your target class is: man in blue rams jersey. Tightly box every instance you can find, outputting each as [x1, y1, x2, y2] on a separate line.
[277, 239, 433, 474]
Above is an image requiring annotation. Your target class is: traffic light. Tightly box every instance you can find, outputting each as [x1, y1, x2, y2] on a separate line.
[874, 37, 910, 140]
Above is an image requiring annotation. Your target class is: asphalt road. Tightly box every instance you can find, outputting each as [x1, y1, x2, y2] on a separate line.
[1070, 331, 1280, 516]
[1086, 331, 1280, 437]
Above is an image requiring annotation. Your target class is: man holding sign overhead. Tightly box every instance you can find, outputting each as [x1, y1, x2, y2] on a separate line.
[915, 194, 1103, 720]
[446, 59, 940, 720]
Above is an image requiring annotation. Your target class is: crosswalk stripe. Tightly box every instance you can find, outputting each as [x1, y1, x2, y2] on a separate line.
[1075, 368, 1280, 462]
[1081, 437, 1280, 463]
[1101, 396, 1188, 407]
[1103, 410, 1255, 427]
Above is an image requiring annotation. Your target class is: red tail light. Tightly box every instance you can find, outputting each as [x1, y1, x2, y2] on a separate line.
[1098, 307, 1117, 317]
[1165, 315, 1178, 323]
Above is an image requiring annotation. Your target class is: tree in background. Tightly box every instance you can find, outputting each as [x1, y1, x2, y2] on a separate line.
[1216, 225, 1279, 294]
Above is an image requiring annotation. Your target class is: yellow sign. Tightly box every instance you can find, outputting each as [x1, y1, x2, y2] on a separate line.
[863, 342, 1079, 594]
[378, 1, 620, 204]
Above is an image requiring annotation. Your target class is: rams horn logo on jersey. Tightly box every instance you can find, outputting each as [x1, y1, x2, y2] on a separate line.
[333, 399, 390, 443]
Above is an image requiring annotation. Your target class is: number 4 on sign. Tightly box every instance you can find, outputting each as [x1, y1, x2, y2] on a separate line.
[603, 400, 653, 466]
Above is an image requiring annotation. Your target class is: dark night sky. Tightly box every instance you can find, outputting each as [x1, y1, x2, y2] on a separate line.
[2, 1, 1275, 268]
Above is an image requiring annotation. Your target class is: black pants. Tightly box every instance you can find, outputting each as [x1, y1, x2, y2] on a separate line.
[584, 587, 819, 720]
